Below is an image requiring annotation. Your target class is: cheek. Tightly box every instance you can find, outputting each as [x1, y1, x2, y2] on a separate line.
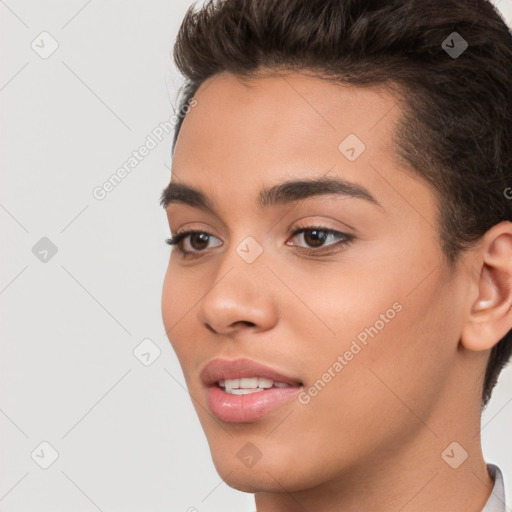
[161, 262, 196, 365]
[283, 244, 456, 431]
[300, 269, 456, 434]
[161, 265, 176, 338]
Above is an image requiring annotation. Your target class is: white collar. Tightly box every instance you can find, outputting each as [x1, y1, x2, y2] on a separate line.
[482, 463, 507, 512]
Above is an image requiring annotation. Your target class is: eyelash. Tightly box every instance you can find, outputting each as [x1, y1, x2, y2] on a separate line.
[165, 223, 355, 260]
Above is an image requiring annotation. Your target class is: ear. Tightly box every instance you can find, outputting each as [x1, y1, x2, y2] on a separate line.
[461, 221, 512, 351]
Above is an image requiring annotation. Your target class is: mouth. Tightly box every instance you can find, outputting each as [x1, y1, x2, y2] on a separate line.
[200, 358, 303, 423]
[217, 377, 297, 394]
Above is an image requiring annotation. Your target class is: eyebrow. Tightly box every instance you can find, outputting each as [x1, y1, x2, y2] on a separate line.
[160, 175, 383, 213]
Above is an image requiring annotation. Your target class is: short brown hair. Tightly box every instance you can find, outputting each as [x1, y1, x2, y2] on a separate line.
[168, 0, 512, 408]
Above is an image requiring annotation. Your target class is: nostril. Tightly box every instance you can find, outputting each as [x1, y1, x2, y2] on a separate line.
[237, 321, 256, 328]
[228, 320, 257, 330]
[205, 320, 256, 334]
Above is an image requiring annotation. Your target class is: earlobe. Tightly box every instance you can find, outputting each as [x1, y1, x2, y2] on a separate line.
[460, 222, 512, 352]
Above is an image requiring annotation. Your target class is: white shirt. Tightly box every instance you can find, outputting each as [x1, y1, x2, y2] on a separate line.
[482, 463, 507, 512]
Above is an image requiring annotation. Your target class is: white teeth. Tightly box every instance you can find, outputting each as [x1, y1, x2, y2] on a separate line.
[225, 378, 240, 389]
[239, 377, 258, 388]
[218, 377, 293, 392]
[258, 377, 273, 388]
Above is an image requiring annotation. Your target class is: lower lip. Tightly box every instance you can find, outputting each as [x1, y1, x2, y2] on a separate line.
[206, 385, 301, 423]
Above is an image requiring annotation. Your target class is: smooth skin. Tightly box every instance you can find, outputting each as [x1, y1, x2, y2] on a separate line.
[161, 70, 512, 512]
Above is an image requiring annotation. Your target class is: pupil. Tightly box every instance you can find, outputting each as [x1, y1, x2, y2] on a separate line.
[305, 229, 326, 247]
[191, 233, 209, 250]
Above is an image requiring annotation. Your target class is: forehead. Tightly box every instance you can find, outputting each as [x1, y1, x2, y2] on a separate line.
[178, 70, 401, 145]
[174, 70, 401, 168]
[170, 71, 430, 219]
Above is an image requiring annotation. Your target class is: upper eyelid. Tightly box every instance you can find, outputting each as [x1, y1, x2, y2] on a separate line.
[171, 215, 356, 235]
[173, 225, 349, 237]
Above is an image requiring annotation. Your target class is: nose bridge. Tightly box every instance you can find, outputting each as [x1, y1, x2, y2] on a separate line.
[197, 228, 277, 333]
[216, 220, 270, 283]
[205, 232, 268, 304]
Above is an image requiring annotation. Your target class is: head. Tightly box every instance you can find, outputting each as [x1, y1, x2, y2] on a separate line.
[161, 0, 512, 496]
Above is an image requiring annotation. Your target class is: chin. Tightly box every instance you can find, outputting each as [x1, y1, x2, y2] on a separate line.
[208, 445, 319, 494]
[220, 471, 270, 493]
[212, 460, 292, 493]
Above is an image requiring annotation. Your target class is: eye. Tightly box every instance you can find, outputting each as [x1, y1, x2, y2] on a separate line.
[286, 224, 354, 254]
[165, 230, 222, 259]
[165, 224, 355, 259]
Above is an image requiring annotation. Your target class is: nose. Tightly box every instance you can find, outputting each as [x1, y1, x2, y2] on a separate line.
[197, 248, 279, 336]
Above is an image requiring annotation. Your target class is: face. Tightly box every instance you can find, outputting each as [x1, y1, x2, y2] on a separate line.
[161, 71, 473, 493]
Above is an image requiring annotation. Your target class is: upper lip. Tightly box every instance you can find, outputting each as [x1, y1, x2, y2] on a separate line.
[200, 358, 303, 387]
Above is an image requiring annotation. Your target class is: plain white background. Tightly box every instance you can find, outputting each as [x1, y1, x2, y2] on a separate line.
[1, 1, 511, 511]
